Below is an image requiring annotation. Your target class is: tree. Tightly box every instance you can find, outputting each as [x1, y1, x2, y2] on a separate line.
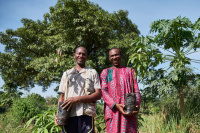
[45, 96, 58, 105]
[0, 90, 23, 107]
[129, 16, 200, 116]
[0, 0, 140, 92]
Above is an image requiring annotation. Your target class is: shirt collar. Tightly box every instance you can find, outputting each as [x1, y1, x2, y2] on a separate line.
[71, 66, 88, 74]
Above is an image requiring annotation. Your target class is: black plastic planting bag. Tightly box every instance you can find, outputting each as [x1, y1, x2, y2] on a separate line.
[57, 102, 70, 125]
[124, 93, 137, 114]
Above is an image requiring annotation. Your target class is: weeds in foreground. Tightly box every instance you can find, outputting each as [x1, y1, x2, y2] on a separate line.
[23, 107, 60, 133]
[139, 113, 200, 133]
[0, 111, 25, 133]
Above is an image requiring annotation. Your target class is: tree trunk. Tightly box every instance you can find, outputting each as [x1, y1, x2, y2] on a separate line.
[179, 85, 184, 117]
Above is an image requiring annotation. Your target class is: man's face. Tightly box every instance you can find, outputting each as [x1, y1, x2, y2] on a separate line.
[74, 47, 87, 66]
[109, 49, 122, 67]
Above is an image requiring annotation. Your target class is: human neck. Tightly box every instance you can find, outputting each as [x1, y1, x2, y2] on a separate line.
[74, 64, 85, 72]
[112, 64, 122, 68]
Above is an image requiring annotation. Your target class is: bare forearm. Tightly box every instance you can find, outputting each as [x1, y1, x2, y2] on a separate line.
[55, 93, 65, 125]
[76, 89, 101, 103]
[61, 89, 101, 110]
[57, 93, 64, 113]
[58, 93, 64, 103]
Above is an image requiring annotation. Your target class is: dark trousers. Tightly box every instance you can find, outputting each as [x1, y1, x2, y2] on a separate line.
[62, 115, 95, 133]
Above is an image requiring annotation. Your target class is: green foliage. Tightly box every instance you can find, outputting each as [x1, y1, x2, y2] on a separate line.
[149, 16, 200, 74]
[95, 98, 104, 115]
[138, 83, 200, 132]
[0, 90, 23, 108]
[184, 90, 200, 129]
[139, 113, 194, 133]
[128, 36, 163, 77]
[161, 96, 181, 123]
[23, 107, 60, 133]
[45, 96, 58, 105]
[150, 16, 200, 51]
[0, 111, 26, 133]
[142, 92, 200, 133]
[11, 93, 47, 123]
[129, 16, 200, 79]
[139, 95, 200, 133]
[0, 0, 139, 92]
[129, 16, 200, 117]
[95, 99, 106, 133]
[95, 114, 106, 133]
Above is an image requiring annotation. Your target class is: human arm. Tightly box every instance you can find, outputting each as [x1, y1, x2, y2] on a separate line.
[100, 69, 117, 109]
[55, 72, 66, 125]
[55, 93, 64, 126]
[61, 88, 101, 111]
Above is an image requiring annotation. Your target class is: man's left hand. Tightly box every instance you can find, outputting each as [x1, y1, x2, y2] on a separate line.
[124, 105, 139, 116]
[130, 105, 139, 115]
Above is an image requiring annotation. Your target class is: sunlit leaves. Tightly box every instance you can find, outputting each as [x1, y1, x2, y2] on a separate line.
[128, 36, 163, 77]
[150, 16, 195, 52]
[129, 17, 200, 115]
[169, 52, 191, 69]
[0, 0, 139, 92]
[23, 107, 60, 133]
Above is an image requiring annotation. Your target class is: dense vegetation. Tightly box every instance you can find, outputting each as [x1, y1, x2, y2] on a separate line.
[0, 0, 200, 132]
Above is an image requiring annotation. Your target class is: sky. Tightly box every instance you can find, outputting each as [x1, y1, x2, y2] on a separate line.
[0, 0, 200, 98]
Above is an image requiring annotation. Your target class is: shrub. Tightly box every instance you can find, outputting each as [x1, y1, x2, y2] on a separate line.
[95, 99, 106, 133]
[46, 96, 58, 105]
[11, 93, 47, 123]
[23, 107, 61, 133]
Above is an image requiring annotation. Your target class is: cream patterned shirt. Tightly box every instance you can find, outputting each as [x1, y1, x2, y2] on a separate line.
[58, 67, 101, 117]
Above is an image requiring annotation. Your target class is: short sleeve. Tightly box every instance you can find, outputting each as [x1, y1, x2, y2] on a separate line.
[58, 71, 67, 93]
[92, 70, 101, 89]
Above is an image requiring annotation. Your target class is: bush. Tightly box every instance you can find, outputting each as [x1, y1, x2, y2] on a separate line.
[46, 96, 58, 105]
[23, 106, 61, 133]
[95, 99, 106, 133]
[139, 94, 200, 132]
[11, 93, 47, 123]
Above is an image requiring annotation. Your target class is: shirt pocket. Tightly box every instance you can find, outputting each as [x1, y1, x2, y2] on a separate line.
[83, 103, 96, 117]
[85, 78, 94, 95]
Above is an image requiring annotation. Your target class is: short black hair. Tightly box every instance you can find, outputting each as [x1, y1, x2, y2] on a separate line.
[109, 47, 122, 55]
[75, 46, 87, 55]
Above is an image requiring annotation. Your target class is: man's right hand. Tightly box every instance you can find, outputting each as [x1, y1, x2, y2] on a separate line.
[115, 103, 133, 116]
[54, 114, 59, 126]
[115, 103, 129, 116]
[55, 114, 63, 126]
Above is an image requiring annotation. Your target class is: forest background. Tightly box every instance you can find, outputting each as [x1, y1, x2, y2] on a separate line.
[0, 0, 200, 132]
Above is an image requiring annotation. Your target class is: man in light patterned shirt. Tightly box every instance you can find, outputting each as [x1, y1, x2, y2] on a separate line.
[55, 46, 101, 133]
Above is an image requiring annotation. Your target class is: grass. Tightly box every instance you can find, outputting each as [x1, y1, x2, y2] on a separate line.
[139, 113, 200, 133]
[0, 113, 24, 133]
[1, 106, 199, 133]
[0, 109, 33, 133]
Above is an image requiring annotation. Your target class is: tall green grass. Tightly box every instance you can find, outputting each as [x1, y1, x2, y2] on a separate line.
[139, 95, 200, 133]
[0, 109, 26, 133]
[23, 107, 61, 133]
[139, 113, 200, 133]
[1, 94, 199, 133]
